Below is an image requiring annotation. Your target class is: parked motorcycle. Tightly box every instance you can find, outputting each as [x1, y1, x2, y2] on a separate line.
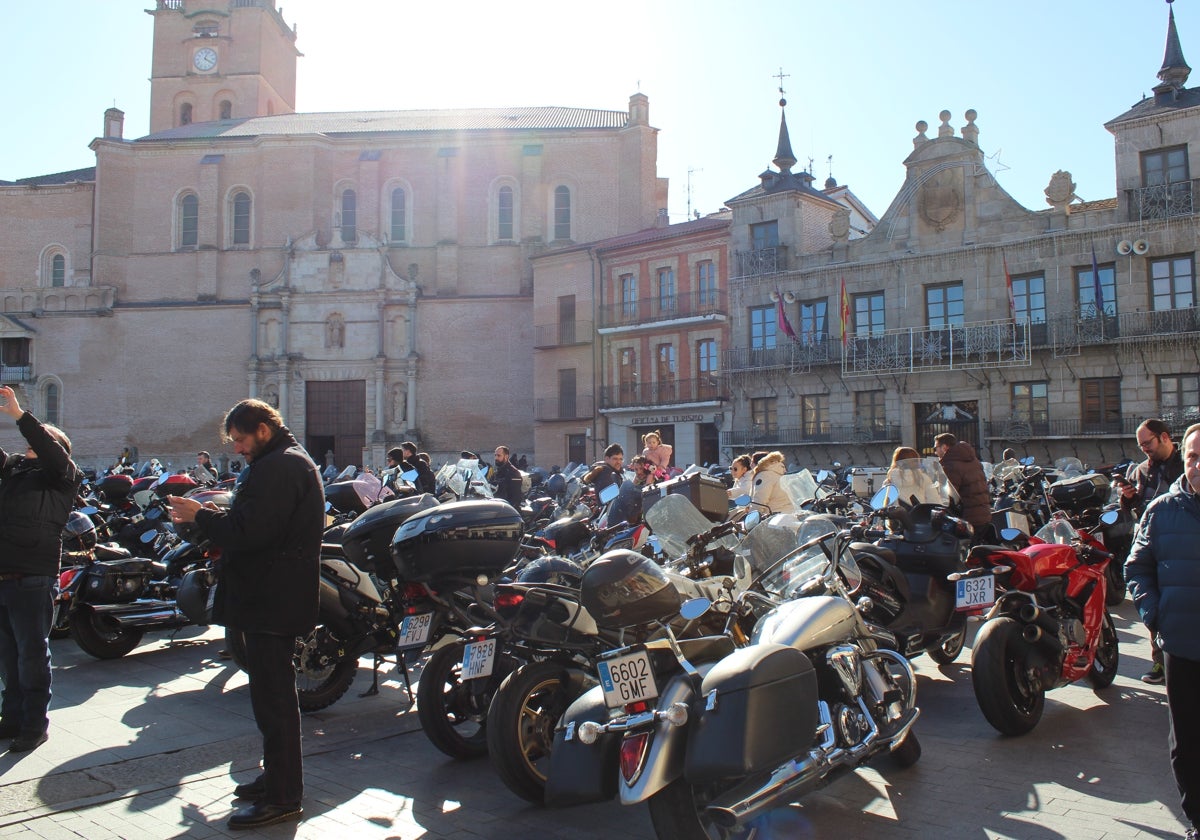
[956, 511, 1121, 735]
[545, 517, 921, 837]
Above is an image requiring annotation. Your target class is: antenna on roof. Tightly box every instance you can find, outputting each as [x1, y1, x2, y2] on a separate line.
[687, 167, 703, 220]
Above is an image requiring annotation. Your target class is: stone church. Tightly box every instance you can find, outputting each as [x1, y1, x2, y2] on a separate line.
[0, 0, 665, 471]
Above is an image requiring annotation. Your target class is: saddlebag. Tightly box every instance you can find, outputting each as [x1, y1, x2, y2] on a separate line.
[79, 558, 154, 602]
[391, 499, 522, 582]
[684, 643, 818, 784]
[544, 685, 619, 808]
[1048, 473, 1109, 513]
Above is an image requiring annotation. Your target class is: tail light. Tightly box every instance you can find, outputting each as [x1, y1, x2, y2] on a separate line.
[494, 590, 525, 617]
[619, 732, 650, 785]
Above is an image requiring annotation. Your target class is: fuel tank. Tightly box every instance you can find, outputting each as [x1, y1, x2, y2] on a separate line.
[751, 595, 859, 651]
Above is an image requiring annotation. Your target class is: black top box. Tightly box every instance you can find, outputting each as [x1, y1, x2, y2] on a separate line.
[391, 499, 523, 582]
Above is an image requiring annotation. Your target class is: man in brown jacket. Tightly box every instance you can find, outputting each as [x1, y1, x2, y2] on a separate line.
[934, 433, 991, 538]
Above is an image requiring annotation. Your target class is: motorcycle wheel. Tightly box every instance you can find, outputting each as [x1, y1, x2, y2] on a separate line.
[486, 661, 574, 804]
[970, 616, 1045, 736]
[925, 624, 968, 665]
[416, 643, 493, 759]
[1104, 561, 1125, 607]
[49, 601, 70, 640]
[647, 776, 754, 840]
[294, 627, 359, 713]
[888, 730, 922, 768]
[69, 609, 145, 659]
[1085, 611, 1120, 690]
[225, 627, 248, 671]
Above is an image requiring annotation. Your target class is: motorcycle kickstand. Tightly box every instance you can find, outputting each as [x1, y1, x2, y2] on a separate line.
[359, 652, 387, 698]
[395, 653, 416, 710]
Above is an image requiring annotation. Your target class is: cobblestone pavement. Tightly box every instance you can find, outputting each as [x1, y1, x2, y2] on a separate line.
[0, 599, 1190, 839]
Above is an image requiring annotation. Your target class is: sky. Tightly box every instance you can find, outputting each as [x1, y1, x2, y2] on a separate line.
[1, 0, 1189, 224]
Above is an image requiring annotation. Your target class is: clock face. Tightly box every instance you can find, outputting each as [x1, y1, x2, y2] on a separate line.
[193, 47, 217, 72]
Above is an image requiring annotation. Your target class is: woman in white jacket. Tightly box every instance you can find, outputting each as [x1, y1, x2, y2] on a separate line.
[727, 454, 753, 500]
[750, 451, 795, 514]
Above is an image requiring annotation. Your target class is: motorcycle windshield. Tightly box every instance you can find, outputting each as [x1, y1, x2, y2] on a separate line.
[777, 468, 818, 508]
[990, 458, 1024, 483]
[741, 511, 832, 574]
[643, 493, 737, 561]
[882, 457, 958, 507]
[755, 529, 837, 600]
[1053, 457, 1085, 479]
[1035, 517, 1079, 544]
[435, 462, 465, 496]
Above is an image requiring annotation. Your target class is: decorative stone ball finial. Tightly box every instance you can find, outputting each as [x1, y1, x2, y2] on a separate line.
[938, 110, 954, 138]
[914, 120, 930, 149]
[961, 109, 979, 144]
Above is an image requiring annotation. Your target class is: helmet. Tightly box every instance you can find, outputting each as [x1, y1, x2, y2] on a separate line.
[546, 473, 567, 496]
[176, 568, 216, 625]
[516, 556, 584, 588]
[580, 549, 681, 629]
[62, 511, 97, 551]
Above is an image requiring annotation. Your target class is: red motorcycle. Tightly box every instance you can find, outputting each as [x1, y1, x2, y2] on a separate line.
[950, 510, 1120, 735]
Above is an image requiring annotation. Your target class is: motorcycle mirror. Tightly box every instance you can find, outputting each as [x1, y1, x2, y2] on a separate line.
[870, 485, 899, 510]
[815, 469, 831, 483]
[999, 527, 1023, 542]
[79, 506, 98, 516]
[598, 483, 620, 504]
[144, 506, 163, 521]
[155, 472, 170, 486]
[1099, 509, 1120, 526]
[140, 529, 158, 544]
[401, 469, 419, 482]
[678, 597, 711, 621]
[733, 494, 752, 506]
[832, 461, 842, 469]
[1020, 456, 1035, 466]
[742, 509, 761, 530]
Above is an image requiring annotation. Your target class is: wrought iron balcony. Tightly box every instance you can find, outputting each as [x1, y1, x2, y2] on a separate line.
[1127, 179, 1197, 221]
[1049, 306, 1199, 354]
[720, 423, 901, 449]
[534, 394, 595, 422]
[0, 365, 33, 382]
[533, 320, 593, 349]
[599, 376, 726, 410]
[842, 319, 1030, 377]
[983, 414, 1143, 441]
[723, 335, 842, 373]
[598, 289, 727, 330]
[731, 246, 786, 279]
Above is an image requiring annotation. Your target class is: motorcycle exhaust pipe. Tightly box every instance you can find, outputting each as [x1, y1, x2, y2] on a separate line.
[1021, 622, 1062, 651]
[1018, 603, 1058, 636]
[110, 607, 186, 627]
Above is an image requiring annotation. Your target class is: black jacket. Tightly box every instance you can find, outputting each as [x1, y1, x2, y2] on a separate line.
[1131, 446, 1185, 507]
[196, 428, 323, 636]
[492, 459, 524, 508]
[0, 411, 84, 576]
[402, 457, 437, 495]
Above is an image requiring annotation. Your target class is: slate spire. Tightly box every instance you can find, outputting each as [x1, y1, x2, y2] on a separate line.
[1157, 0, 1191, 92]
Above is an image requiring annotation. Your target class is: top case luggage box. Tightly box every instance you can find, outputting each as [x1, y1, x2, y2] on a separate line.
[390, 499, 522, 582]
[641, 473, 729, 523]
[685, 643, 818, 784]
[1048, 473, 1109, 512]
[339, 493, 440, 577]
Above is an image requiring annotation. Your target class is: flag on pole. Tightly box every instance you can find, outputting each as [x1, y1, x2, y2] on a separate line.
[1090, 245, 1105, 317]
[1003, 255, 1016, 320]
[775, 288, 797, 341]
[839, 276, 851, 346]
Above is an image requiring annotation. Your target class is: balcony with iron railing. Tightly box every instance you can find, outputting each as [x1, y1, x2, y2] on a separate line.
[731, 246, 787, 279]
[1049, 305, 1199, 353]
[0, 365, 33, 383]
[598, 289, 728, 330]
[723, 335, 842, 373]
[534, 394, 595, 422]
[720, 422, 901, 449]
[533, 320, 593, 349]
[1127, 179, 1197, 222]
[599, 376, 726, 410]
[983, 414, 1144, 441]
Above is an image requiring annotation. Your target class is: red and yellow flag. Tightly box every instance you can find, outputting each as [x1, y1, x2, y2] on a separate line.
[839, 276, 851, 346]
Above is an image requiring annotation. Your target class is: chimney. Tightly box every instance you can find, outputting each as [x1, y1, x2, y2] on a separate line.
[656, 208, 669, 228]
[628, 93, 649, 127]
[104, 107, 125, 140]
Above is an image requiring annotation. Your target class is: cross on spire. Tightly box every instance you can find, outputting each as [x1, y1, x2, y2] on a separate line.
[773, 67, 790, 98]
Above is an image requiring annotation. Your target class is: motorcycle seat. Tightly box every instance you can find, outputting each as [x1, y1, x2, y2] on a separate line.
[967, 545, 1016, 567]
[95, 544, 132, 561]
[850, 542, 896, 566]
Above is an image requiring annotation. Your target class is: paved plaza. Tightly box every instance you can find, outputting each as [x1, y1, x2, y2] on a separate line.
[0, 599, 1191, 839]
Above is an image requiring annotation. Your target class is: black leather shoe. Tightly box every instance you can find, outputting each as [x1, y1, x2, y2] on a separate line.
[9, 731, 48, 752]
[0, 720, 20, 739]
[233, 777, 266, 799]
[227, 802, 303, 830]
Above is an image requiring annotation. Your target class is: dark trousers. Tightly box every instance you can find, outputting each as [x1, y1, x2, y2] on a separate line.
[0, 575, 54, 735]
[1165, 652, 1200, 827]
[243, 632, 303, 806]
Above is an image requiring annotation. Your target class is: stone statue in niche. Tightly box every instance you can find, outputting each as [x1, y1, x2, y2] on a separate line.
[391, 383, 407, 426]
[263, 384, 280, 408]
[325, 313, 345, 348]
[261, 318, 279, 355]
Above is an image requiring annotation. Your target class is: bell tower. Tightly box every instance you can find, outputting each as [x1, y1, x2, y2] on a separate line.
[146, 0, 299, 133]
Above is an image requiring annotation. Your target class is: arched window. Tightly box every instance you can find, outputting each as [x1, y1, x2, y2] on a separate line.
[44, 383, 60, 426]
[180, 194, 199, 248]
[231, 190, 251, 246]
[341, 189, 357, 243]
[390, 188, 406, 243]
[180, 102, 192, 126]
[498, 186, 514, 241]
[51, 254, 65, 287]
[219, 100, 232, 120]
[553, 185, 571, 241]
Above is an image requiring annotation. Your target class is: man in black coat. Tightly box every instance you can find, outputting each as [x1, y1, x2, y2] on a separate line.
[491, 445, 524, 509]
[168, 399, 323, 830]
[0, 385, 82, 752]
[399, 440, 436, 495]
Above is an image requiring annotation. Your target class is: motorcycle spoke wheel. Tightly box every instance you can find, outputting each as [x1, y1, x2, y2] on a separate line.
[416, 644, 490, 759]
[294, 628, 358, 713]
[1086, 611, 1120, 690]
[970, 616, 1045, 736]
[925, 624, 967, 665]
[486, 662, 575, 804]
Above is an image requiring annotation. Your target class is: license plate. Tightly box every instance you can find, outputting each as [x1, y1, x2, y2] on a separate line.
[956, 574, 995, 611]
[597, 649, 658, 708]
[397, 613, 433, 648]
[460, 639, 496, 680]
